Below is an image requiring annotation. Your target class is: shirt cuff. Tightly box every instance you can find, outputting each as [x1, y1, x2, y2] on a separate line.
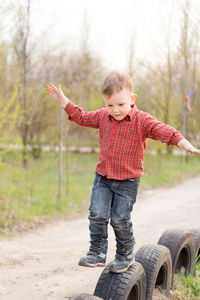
[171, 132, 185, 146]
[63, 100, 75, 114]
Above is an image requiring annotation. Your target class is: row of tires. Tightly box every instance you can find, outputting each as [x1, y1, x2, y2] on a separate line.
[69, 228, 200, 300]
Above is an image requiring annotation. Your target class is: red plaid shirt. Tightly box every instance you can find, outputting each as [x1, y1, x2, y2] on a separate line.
[64, 101, 184, 180]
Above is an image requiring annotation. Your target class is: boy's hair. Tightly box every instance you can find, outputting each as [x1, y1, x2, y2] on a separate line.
[102, 72, 134, 97]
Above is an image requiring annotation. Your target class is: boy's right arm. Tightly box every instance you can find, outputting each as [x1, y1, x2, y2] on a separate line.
[46, 83, 100, 128]
[46, 84, 69, 108]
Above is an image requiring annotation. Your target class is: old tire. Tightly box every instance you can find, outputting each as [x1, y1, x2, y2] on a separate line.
[94, 261, 146, 300]
[69, 294, 102, 300]
[188, 228, 200, 259]
[135, 244, 172, 300]
[158, 229, 196, 284]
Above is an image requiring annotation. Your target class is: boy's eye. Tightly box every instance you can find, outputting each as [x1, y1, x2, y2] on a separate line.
[119, 104, 124, 106]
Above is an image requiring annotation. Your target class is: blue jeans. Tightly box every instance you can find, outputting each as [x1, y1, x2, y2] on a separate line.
[88, 173, 140, 256]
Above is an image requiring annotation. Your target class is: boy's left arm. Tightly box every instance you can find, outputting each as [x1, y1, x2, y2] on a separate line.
[142, 112, 200, 155]
[177, 139, 200, 155]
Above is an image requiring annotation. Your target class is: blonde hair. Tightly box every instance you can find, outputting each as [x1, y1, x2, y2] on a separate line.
[102, 72, 134, 97]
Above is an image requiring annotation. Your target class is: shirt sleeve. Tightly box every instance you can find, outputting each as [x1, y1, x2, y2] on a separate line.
[142, 112, 184, 146]
[64, 100, 100, 128]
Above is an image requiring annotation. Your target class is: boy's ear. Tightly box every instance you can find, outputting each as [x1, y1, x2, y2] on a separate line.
[131, 94, 137, 105]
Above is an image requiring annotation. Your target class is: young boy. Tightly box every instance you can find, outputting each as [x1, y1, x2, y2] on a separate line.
[46, 72, 200, 273]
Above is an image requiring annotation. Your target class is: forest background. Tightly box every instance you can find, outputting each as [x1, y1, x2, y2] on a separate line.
[1, 0, 200, 232]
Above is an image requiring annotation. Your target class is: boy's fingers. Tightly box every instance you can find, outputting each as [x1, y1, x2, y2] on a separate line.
[48, 83, 55, 88]
[46, 84, 58, 94]
[46, 84, 52, 90]
[46, 83, 57, 91]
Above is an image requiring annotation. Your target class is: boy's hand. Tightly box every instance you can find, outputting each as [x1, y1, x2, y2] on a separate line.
[46, 83, 69, 108]
[177, 139, 200, 154]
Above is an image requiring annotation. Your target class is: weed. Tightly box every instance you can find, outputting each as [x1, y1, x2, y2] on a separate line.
[173, 258, 200, 299]
[0, 150, 200, 234]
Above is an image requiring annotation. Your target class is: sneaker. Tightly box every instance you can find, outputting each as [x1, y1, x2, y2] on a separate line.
[78, 251, 106, 268]
[108, 251, 135, 273]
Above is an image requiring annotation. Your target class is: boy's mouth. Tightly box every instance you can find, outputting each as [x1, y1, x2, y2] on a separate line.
[114, 114, 123, 119]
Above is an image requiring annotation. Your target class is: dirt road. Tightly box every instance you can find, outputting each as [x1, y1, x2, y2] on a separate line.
[0, 176, 200, 300]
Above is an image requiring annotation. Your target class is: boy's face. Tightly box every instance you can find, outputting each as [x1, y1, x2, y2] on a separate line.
[103, 88, 137, 121]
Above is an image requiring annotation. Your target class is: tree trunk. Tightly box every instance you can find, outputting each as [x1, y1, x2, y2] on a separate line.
[58, 107, 64, 198]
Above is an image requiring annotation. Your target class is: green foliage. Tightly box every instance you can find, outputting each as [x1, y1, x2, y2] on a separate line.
[173, 258, 200, 299]
[28, 87, 61, 146]
[0, 150, 98, 233]
[142, 152, 200, 188]
[0, 87, 19, 144]
[0, 151, 200, 235]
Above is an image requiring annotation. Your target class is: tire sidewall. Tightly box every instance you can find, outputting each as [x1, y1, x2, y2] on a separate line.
[94, 261, 146, 300]
[122, 263, 146, 299]
[135, 244, 172, 300]
[158, 230, 196, 278]
[173, 235, 196, 276]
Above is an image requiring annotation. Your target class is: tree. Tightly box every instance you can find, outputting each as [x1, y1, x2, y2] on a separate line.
[11, 0, 31, 167]
[11, 0, 61, 163]
[134, 1, 200, 154]
[0, 2, 19, 152]
[58, 14, 105, 148]
[0, 87, 19, 150]
[175, 0, 200, 152]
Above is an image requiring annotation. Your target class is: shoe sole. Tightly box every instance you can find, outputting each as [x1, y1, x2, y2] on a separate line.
[79, 261, 106, 268]
[109, 259, 135, 273]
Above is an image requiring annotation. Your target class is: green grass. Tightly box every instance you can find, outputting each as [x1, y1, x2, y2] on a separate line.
[172, 257, 200, 299]
[0, 150, 98, 233]
[0, 150, 200, 234]
[142, 153, 200, 188]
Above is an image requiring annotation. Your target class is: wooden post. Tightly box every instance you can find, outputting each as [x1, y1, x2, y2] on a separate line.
[58, 107, 64, 198]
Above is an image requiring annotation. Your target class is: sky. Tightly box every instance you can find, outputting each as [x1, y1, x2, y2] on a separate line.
[4, 0, 199, 71]
[27, 0, 184, 70]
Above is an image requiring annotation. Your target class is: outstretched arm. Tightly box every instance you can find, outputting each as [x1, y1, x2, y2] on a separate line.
[47, 83, 100, 128]
[177, 139, 200, 155]
[46, 83, 69, 108]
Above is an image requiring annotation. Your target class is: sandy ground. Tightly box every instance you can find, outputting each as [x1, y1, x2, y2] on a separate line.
[0, 176, 200, 300]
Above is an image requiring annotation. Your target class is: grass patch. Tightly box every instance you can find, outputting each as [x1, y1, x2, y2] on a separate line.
[142, 153, 200, 188]
[172, 257, 200, 299]
[0, 150, 200, 234]
[0, 150, 98, 233]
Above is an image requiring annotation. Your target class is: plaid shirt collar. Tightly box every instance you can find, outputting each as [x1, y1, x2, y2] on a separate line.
[108, 104, 137, 122]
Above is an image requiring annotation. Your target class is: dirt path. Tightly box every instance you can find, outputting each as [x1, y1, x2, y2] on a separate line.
[1, 176, 200, 300]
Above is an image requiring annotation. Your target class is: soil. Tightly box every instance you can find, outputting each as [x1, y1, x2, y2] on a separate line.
[0, 176, 200, 300]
